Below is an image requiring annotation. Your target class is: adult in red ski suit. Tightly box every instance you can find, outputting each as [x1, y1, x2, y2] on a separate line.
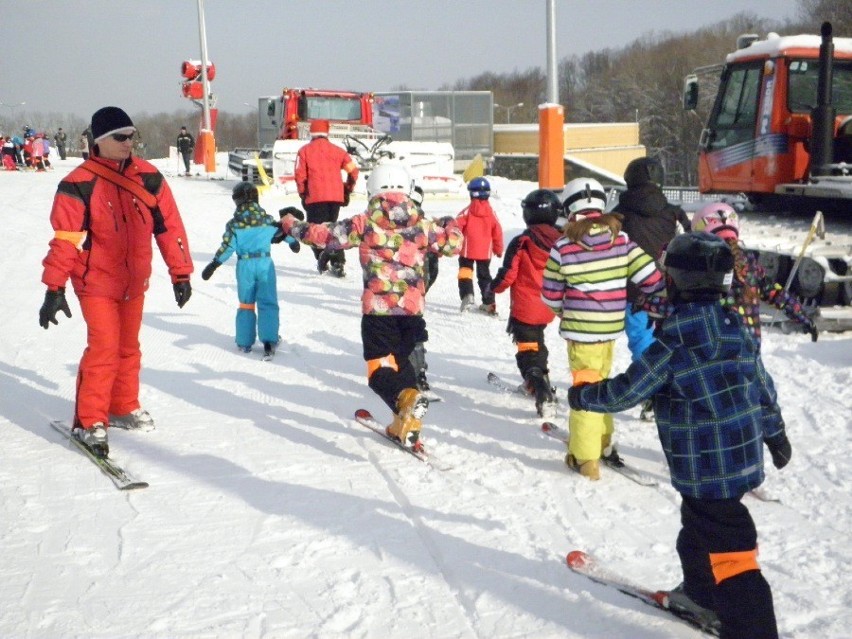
[456, 177, 503, 312]
[294, 119, 359, 275]
[39, 107, 193, 450]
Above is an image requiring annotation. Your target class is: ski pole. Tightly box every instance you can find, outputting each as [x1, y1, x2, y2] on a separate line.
[768, 210, 823, 328]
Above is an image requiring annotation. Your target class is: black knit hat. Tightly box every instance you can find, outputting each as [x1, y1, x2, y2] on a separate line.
[91, 106, 135, 143]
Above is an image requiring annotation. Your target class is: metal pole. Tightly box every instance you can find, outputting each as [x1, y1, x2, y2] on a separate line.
[196, 0, 211, 131]
[545, 0, 559, 103]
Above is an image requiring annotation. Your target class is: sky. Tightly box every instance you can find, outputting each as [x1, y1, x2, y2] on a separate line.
[2, 0, 801, 120]
[3, 155, 851, 637]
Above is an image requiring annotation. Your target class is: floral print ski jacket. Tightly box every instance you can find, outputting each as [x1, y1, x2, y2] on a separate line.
[287, 192, 463, 315]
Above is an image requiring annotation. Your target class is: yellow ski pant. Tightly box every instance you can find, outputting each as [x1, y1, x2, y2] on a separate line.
[567, 340, 615, 460]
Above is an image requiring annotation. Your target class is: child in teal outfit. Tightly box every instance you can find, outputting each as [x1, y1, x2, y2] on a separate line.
[201, 183, 299, 356]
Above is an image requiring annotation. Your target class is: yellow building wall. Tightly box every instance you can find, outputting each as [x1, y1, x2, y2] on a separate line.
[494, 122, 645, 181]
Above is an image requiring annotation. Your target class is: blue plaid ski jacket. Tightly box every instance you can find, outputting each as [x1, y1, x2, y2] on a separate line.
[574, 300, 786, 499]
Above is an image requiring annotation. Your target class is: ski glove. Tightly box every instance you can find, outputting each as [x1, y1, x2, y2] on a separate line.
[765, 432, 793, 469]
[343, 187, 351, 207]
[278, 206, 305, 221]
[567, 385, 588, 411]
[201, 261, 220, 281]
[436, 216, 456, 228]
[173, 277, 192, 308]
[286, 236, 301, 253]
[39, 287, 72, 329]
[279, 214, 300, 235]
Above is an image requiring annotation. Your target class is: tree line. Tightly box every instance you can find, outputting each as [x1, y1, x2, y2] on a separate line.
[2, 0, 847, 186]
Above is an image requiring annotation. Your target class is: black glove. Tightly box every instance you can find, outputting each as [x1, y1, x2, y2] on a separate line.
[39, 287, 72, 329]
[567, 385, 586, 411]
[271, 230, 285, 244]
[765, 432, 793, 469]
[201, 261, 220, 281]
[173, 278, 192, 308]
[343, 189, 351, 207]
[288, 239, 301, 253]
[436, 216, 455, 228]
[804, 321, 818, 342]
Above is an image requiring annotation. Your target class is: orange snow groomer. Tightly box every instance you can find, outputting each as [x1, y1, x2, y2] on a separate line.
[39, 106, 193, 456]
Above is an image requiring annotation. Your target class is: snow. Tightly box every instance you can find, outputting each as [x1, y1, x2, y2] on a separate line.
[2, 155, 851, 639]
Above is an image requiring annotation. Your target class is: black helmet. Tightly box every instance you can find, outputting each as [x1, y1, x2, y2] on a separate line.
[624, 156, 665, 188]
[663, 232, 734, 302]
[521, 189, 561, 226]
[232, 181, 258, 206]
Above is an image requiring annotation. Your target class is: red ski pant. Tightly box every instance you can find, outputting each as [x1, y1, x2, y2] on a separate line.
[74, 294, 144, 428]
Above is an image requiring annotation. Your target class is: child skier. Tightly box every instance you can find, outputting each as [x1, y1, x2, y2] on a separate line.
[456, 177, 503, 314]
[692, 202, 818, 344]
[636, 202, 818, 348]
[542, 177, 664, 480]
[278, 161, 462, 449]
[491, 189, 564, 419]
[568, 231, 789, 639]
[200, 182, 299, 357]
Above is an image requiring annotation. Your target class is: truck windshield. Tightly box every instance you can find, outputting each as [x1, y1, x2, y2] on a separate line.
[304, 96, 363, 122]
[788, 58, 852, 113]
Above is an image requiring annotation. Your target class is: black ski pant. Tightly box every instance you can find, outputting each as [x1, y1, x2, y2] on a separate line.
[677, 496, 778, 639]
[458, 257, 494, 304]
[305, 201, 345, 268]
[362, 314, 424, 413]
[508, 318, 549, 381]
[424, 252, 439, 293]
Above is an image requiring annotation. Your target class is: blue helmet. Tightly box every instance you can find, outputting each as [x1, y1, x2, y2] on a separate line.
[467, 177, 490, 200]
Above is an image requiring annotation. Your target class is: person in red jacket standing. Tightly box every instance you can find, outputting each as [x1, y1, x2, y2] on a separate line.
[38, 106, 194, 457]
[491, 189, 564, 419]
[456, 177, 503, 314]
[294, 119, 359, 277]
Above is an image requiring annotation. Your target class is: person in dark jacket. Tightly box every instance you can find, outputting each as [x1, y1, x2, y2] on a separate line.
[53, 128, 68, 160]
[613, 156, 691, 362]
[491, 189, 563, 419]
[176, 126, 195, 175]
[568, 232, 789, 639]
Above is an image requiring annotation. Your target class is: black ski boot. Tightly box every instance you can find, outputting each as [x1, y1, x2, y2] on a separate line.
[525, 367, 557, 420]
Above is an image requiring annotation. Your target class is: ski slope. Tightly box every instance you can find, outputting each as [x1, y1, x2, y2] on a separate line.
[1, 155, 850, 638]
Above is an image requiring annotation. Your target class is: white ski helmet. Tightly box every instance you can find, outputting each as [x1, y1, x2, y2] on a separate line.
[367, 161, 413, 198]
[562, 177, 607, 218]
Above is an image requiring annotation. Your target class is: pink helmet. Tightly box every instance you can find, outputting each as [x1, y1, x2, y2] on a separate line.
[692, 202, 739, 241]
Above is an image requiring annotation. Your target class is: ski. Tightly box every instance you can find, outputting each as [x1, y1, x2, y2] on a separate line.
[353, 409, 451, 470]
[541, 422, 659, 487]
[566, 550, 720, 636]
[50, 420, 148, 490]
[487, 371, 533, 398]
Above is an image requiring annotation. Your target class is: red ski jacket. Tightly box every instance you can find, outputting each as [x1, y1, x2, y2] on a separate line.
[492, 224, 562, 325]
[456, 199, 503, 259]
[294, 136, 359, 205]
[41, 155, 193, 300]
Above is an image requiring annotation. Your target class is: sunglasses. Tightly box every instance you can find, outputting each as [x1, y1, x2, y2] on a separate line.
[111, 132, 135, 142]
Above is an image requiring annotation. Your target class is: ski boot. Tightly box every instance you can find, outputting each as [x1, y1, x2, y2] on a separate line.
[73, 423, 109, 457]
[564, 453, 600, 481]
[317, 250, 331, 274]
[263, 341, 277, 359]
[386, 388, 429, 450]
[478, 302, 497, 316]
[329, 261, 346, 278]
[110, 408, 155, 431]
[526, 368, 558, 420]
[665, 583, 721, 632]
[459, 294, 475, 312]
[599, 434, 624, 468]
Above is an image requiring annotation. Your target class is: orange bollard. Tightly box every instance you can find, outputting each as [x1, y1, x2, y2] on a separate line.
[199, 130, 216, 174]
[538, 104, 565, 190]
